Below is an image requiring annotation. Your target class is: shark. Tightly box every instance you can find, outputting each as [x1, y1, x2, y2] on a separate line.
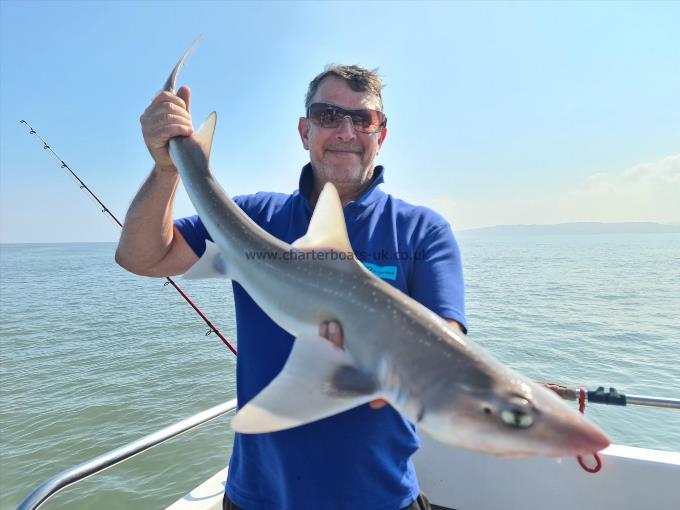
[163, 41, 610, 458]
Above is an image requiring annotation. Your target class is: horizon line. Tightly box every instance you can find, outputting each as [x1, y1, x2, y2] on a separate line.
[2, 221, 680, 245]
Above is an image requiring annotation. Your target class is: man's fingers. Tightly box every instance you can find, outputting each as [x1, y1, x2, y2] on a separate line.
[318, 320, 343, 349]
[164, 101, 192, 118]
[141, 87, 192, 169]
[158, 113, 192, 132]
[148, 112, 192, 130]
[147, 102, 192, 122]
[177, 86, 191, 112]
[146, 124, 194, 146]
[318, 322, 329, 339]
[151, 90, 189, 111]
[328, 321, 343, 348]
[369, 399, 387, 409]
[316, 322, 383, 410]
[141, 104, 191, 132]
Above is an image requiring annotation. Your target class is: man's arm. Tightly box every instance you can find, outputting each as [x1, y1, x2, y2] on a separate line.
[115, 87, 198, 277]
[115, 169, 198, 276]
[444, 318, 463, 333]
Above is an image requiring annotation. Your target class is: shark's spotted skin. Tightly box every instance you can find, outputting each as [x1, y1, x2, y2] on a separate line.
[165, 41, 609, 458]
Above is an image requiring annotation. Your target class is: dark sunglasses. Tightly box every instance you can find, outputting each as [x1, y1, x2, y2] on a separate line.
[307, 102, 387, 134]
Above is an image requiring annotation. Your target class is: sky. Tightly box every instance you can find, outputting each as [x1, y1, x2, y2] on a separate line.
[0, 0, 678, 243]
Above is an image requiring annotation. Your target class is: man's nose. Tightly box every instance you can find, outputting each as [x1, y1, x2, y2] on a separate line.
[335, 116, 357, 141]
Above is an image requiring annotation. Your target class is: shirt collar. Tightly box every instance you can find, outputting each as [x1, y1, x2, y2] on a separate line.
[298, 163, 385, 211]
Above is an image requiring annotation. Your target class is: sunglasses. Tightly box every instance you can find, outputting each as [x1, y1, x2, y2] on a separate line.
[307, 102, 387, 134]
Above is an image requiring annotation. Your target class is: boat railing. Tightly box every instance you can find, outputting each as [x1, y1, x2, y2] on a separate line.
[16, 398, 238, 510]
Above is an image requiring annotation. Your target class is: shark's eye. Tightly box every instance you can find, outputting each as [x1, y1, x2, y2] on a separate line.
[500, 397, 534, 429]
[500, 408, 534, 429]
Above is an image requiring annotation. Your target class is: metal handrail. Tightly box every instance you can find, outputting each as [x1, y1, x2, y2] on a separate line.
[625, 394, 680, 409]
[17, 398, 238, 510]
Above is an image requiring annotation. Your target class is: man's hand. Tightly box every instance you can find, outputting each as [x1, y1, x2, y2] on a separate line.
[115, 86, 197, 277]
[318, 320, 387, 410]
[140, 86, 194, 171]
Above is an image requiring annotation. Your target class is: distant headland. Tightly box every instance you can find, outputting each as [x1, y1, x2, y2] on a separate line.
[460, 222, 680, 235]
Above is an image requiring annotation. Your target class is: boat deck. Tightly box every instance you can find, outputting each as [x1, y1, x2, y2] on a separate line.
[167, 437, 680, 510]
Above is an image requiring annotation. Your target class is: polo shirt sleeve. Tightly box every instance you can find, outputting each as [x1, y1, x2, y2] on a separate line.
[410, 224, 467, 334]
[174, 215, 211, 258]
[174, 196, 249, 258]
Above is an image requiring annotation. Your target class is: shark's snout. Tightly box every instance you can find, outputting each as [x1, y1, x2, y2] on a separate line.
[559, 419, 610, 456]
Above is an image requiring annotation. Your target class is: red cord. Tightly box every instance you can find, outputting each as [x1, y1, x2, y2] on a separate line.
[576, 387, 603, 473]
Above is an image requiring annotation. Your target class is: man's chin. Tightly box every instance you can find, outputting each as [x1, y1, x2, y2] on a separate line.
[321, 164, 364, 185]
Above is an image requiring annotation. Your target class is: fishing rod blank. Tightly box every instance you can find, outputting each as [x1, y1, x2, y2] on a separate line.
[625, 395, 680, 410]
[19, 119, 237, 355]
[587, 387, 680, 410]
[543, 384, 680, 411]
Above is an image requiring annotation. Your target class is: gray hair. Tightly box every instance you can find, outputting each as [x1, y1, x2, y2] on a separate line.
[305, 64, 384, 111]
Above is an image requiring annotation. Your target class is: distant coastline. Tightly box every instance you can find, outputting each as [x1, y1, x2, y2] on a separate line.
[2, 222, 680, 244]
[459, 222, 680, 236]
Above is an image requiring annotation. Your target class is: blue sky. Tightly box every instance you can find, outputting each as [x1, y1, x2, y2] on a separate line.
[1, 0, 678, 243]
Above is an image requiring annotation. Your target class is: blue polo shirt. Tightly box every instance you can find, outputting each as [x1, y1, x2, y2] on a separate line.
[175, 164, 466, 510]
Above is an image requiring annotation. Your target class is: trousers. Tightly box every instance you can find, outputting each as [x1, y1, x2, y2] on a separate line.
[223, 492, 432, 510]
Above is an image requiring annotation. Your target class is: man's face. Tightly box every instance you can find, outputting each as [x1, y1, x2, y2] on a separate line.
[298, 77, 387, 190]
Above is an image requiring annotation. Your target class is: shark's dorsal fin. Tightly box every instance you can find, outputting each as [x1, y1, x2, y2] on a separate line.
[193, 112, 217, 162]
[292, 182, 353, 253]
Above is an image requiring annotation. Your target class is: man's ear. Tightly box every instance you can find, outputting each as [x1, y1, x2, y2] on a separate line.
[298, 117, 310, 150]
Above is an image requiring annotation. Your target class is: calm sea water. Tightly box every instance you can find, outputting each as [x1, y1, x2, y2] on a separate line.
[1, 234, 679, 509]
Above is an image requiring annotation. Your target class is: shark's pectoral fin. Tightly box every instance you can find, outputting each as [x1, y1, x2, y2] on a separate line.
[183, 240, 231, 279]
[232, 333, 384, 434]
[328, 364, 380, 397]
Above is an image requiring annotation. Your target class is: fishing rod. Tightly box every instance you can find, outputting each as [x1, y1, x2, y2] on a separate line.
[19, 120, 237, 356]
[543, 383, 679, 473]
[21, 124, 679, 410]
[543, 383, 680, 410]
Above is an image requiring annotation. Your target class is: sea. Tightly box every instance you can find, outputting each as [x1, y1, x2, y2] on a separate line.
[1, 234, 679, 509]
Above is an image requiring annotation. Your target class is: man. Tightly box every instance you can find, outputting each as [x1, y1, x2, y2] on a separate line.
[116, 65, 467, 510]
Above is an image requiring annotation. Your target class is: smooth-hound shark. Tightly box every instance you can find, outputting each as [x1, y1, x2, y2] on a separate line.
[162, 41, 609, 458]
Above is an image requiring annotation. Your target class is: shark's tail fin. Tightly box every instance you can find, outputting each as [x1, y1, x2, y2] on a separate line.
[163, 36, 203, 94]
